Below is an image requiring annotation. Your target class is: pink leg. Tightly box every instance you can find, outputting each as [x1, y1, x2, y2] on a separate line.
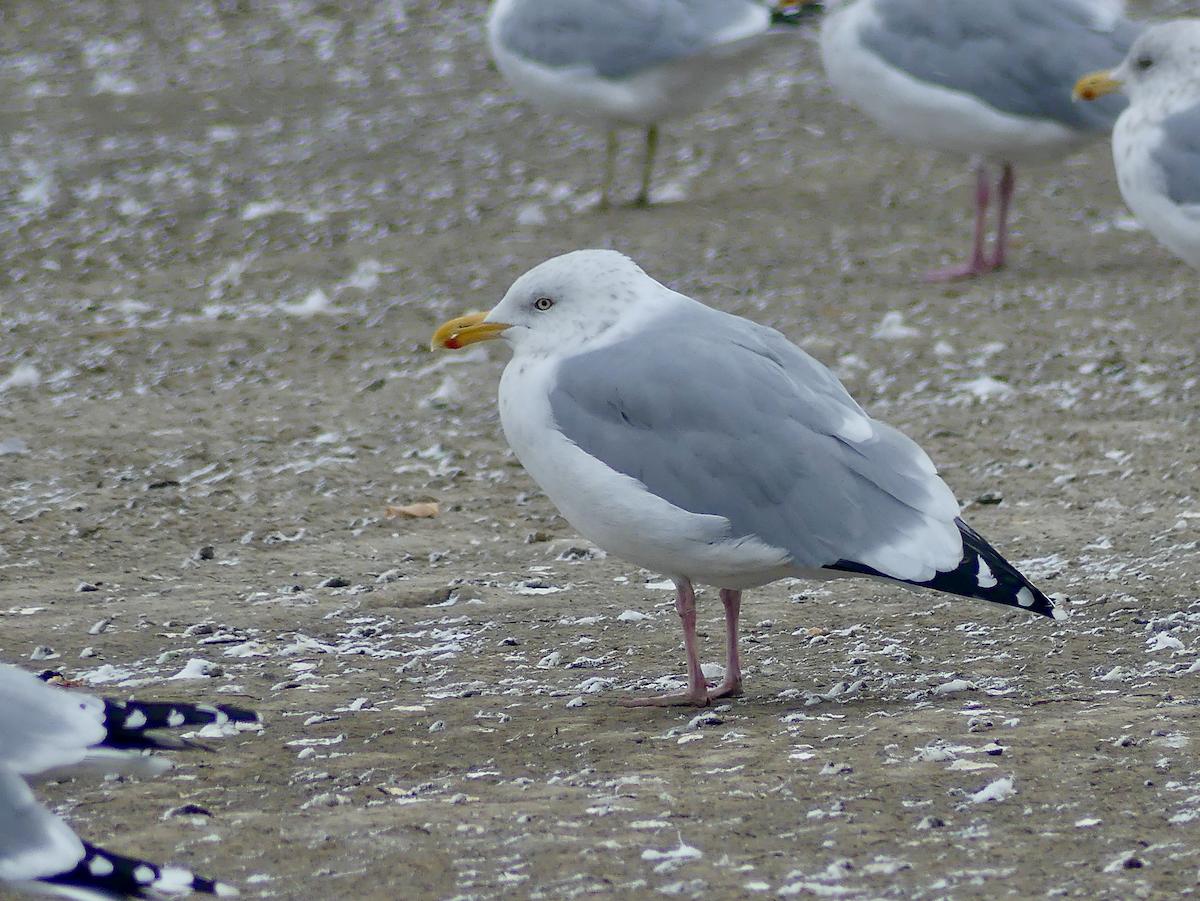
[924, 163, 998, 281]
[991, 163, 1015, 270]
[708, 589, 743, 700]
[620, 577, 710, 707]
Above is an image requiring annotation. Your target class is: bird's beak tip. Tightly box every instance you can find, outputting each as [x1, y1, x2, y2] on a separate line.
[431, 312, 511, 350]
[1073, 70, 1123, 102]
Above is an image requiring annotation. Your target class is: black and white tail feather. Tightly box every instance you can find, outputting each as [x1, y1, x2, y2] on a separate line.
[37, 841, 238, 901]
[97, 699, 260, 752]
[827, 518, 1063, 620]
[2, 665, 258, 899]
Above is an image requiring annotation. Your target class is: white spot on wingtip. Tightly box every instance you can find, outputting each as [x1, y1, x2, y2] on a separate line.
[123, 708, 148, 730]
[975, 558, 998, 589]
[1016, 587, 1035, 608]
[88, 855, 116, 877]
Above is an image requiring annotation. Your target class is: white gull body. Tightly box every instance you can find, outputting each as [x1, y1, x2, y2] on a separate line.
[434, 250, 1060, 706]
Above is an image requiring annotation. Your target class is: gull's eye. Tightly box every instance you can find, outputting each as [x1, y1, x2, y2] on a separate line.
[1136, 54, 1154, 71]
[533, 297, 554, 311]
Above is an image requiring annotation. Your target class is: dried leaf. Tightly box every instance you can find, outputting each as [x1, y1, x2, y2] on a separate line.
[386, 502, 439, 519]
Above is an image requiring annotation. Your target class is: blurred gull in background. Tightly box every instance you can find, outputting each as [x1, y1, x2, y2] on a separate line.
[487, 0, 817, 208]
[821, 0, 1141, 279]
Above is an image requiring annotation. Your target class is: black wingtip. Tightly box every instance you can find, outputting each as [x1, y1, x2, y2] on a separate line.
[826, 518, 1064, 621]
[44, 842, 236, 900]
[101, 700, 262, 750]
[771, 1, 823, 25]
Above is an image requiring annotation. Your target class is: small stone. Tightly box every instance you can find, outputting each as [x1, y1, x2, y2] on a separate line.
[198, 545, 216, 560]
[976, 491, 1004, 505]
[428, 720, 446, 733]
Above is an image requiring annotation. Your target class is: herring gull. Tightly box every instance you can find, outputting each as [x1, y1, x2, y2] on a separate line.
[1075, 20, 1200, 270]
[432, 249, 1061, 707]
[820, 0, 1141, 279]
[487, 0, 817, 208]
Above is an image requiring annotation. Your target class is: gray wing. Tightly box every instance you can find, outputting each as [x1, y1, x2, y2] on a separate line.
[0, 765, 83, 882]
[0, 665, 106, 776]
[862, 0, 1140, 129]
[1153, 100, 1200, 208]
[548, 306, 954, 569]
[494, 0, 767, 79]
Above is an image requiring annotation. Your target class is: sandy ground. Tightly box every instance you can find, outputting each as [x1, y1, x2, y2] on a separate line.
[2, 1, 1199, 899]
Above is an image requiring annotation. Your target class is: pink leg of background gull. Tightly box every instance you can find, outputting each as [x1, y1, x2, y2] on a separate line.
[925, 162, 1015, 281]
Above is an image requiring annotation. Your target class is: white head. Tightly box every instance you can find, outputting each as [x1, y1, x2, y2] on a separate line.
[432, 250, 679, 359]
[1076, 20, 1200, 115]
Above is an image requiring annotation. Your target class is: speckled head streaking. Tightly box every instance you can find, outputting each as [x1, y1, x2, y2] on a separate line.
[432, 250, 677, 359]
[432, 251, 1061, 707]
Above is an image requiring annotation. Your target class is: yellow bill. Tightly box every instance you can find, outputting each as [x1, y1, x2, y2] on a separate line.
[1074, 70, 1124, 102]
[431, 312, 511, 350]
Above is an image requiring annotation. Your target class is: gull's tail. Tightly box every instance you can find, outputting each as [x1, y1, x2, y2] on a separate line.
[827, 519, 1064, 620]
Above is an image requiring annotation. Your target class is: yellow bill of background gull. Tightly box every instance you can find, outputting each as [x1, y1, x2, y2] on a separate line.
[820, 0, 1141, 280]
[432, 250, 1062, 707]
[0, 663, 250, 899]
[1075, 20, 1200, 271]
[487, 0, 818, 209]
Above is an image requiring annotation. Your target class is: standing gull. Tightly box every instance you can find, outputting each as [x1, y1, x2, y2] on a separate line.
[1, 664, 255, 899]
[1075, 21, 1200, 271]
[432, 250, 1062, 707]
[820, 0, 1140, 279]
[487, 0, 816, 208]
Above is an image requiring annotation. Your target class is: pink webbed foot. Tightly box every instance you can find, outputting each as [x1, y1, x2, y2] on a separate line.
[618, 689, 711, 708]
[922, 256, 1000, 282]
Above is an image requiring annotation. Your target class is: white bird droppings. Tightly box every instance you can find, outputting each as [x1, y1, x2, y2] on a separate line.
[872, 311, 921, 339]
[971, 776, 1016, 804]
